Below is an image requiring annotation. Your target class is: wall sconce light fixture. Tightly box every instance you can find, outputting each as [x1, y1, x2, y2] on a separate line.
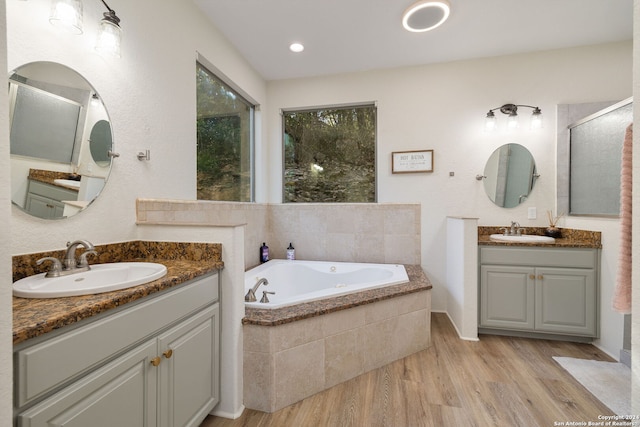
[485, 103, 543, 131]
[49, 0, 84, 35]
[95, 0, 122, 57]
[49, 0, 122, 57]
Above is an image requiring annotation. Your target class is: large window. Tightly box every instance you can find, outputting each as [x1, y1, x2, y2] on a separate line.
[283, 104, 376, 203]
[196, 62, 254, 201]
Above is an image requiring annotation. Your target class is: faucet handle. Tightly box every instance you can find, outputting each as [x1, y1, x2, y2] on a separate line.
[260, 291, 275, 303]
[37, 257, 63, 277]
[78, 250, 98, 268]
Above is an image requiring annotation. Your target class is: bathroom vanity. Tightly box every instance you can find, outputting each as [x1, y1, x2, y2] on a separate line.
[478, 228, 601, 341]
[12, 241, 223, 427]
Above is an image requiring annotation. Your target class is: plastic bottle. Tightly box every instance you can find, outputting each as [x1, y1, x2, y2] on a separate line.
[260, 242, 269, 263]
[286, 243, 295, 260]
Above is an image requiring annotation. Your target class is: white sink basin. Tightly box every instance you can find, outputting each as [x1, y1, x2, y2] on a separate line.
[53, 179, 81, 189]
[490, 234, 555, 243]
[13, 262, 167, 298]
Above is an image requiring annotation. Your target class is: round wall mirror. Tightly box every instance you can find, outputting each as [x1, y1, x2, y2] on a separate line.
[482, 143, 538, 208]
[9, 62, 114, 219]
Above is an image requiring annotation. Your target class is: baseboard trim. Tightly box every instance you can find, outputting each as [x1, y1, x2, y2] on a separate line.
[432, 310, 479, 341]
[210, 405, 245, 420]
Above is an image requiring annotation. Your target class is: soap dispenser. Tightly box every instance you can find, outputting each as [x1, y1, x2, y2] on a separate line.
[260, 242, 269, 263]
[286, 243, 295, 260]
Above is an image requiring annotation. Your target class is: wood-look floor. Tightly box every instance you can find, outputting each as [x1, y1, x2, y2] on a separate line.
[201, 312, 616, 427]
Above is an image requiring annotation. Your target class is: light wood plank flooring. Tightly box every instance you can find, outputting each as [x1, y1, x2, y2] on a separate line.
[201, 312, 615, 426]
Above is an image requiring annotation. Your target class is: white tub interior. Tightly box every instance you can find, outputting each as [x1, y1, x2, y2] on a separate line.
[244, 259, 409, 309]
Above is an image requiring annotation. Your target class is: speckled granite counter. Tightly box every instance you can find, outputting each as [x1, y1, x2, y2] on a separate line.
[243, 264, 431, 327]
[27, 168, 81, 192]
[13, 241, 223, 345]
[478, 226, 601, 249]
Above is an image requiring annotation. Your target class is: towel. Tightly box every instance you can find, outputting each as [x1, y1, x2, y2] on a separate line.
[613, 123, 633, 314]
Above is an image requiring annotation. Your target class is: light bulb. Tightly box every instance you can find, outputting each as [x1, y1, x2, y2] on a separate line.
[49, 0, 83, 35]
[95, 18, 122, 57]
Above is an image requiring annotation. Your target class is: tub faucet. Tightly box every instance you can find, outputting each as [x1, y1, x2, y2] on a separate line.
[245, 278, 269, 302]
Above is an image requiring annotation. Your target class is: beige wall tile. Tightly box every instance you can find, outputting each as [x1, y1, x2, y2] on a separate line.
[360, 317, 399, 372]
[274, 340, 325, 410]
[243, 324, 275, 353]
[322, 305, 366, 336]
[325, 329, 364, 388]
[272, 317, 324, 352]
[243, 350, 275, 412]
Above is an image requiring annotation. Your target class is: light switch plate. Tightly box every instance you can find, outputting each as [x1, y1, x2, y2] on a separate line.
[527, 207, 537, 219]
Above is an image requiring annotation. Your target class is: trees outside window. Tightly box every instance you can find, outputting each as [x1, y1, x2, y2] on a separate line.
[283, 104, 376, 203]
[196, 63, 254, 201]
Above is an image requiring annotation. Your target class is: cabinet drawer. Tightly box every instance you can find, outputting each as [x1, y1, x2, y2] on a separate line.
[16, 273, 219, 408]
[479, 246, 597, 268]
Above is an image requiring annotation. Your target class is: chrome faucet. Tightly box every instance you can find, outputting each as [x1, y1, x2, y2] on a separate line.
[500, 221, 523, 236]
[37, 239, 98, 278]
[245, 278, 269, 302]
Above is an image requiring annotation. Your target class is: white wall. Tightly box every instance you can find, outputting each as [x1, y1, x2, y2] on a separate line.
[0, 0, 11, 424]
[266, 41, 632, 358]
[7, 0, 267, 254]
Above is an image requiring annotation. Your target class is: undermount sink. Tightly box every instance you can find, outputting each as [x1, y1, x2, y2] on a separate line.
[53, 178, 81, 189]
[13, 262, 168, 298]
[490, 234, 555, 243]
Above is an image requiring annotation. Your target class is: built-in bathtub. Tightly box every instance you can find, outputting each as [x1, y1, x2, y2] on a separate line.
[244, 259, 409, 308]
[242, 262, 432, 413]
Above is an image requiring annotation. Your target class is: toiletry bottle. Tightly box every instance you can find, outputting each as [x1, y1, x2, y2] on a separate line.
[260, 242, 269, 263]
[286, 243, 295, 260]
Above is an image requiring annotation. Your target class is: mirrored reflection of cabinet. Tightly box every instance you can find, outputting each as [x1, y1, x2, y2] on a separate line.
[479, 246, 599, 340]
[25, 179, 78, 219]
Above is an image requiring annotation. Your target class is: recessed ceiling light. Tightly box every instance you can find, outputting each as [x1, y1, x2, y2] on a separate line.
[402, 0, 450, 33]
[289, 43, 304, 53]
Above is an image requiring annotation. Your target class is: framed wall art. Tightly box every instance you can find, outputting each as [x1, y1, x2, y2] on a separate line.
[391, 150, 434, 173]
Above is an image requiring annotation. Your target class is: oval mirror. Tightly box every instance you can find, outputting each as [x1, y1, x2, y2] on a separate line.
[9, 62, 113, 219]
[482, 143, 538, 208]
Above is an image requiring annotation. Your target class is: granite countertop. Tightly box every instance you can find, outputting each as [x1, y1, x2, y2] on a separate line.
[27, 168, 81, 192]
[12, 241, 223, 345]
[477, 226, 602, 249]
[243, 264, 431, 327]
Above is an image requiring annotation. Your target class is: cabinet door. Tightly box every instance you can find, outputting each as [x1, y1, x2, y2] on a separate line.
[25, 193, 61, 219]
[535, 267, 597, 336]
[17, 340, 158, 427]
[157, 303, 220, 427]
[480, 265, 535, 330]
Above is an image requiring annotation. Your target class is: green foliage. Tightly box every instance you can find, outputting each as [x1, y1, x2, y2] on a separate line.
[196, 63, 252, 201]
[284, 106, 376, 202]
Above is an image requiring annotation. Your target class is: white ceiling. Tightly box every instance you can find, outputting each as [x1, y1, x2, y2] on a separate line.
[194, 0, 633, 81]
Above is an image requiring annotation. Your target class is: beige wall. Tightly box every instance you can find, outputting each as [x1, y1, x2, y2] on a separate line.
[136, 200, 421, 268]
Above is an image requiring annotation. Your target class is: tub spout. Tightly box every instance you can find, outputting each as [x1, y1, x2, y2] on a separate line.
[245, 277, 269, 302]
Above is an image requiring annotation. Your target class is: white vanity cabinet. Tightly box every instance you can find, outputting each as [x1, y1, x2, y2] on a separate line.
[14, 273, 220, 427]
[479, 246, 599, 339]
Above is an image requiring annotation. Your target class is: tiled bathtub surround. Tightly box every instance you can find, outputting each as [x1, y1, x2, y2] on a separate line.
[243, 265, 432, 412]
[136, 199, 421, 268]
[12, 241, 223, 345]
